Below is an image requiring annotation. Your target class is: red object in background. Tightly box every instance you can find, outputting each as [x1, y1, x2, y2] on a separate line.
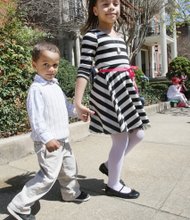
[177, 102, 186, 107]
[171, 77, 181, 84]
[128, 66, 138, 79]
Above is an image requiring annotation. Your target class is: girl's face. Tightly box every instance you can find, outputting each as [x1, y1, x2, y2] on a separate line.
[32, 50, 60, 81]
[93, 0, 120, 25]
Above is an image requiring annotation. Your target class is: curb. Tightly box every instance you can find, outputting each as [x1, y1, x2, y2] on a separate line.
[0, 102, 171, 165]
[0, 121, 90, 165]
[145, 101, 170, 115]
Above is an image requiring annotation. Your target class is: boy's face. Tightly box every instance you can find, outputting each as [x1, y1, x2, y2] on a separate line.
[32, 50, 60, 81]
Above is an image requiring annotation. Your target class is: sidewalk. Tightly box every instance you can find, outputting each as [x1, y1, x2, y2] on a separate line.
[0, 106, 190, 220]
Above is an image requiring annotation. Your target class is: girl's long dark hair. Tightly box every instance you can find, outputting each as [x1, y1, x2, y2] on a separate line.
[81, 0, 136, 35]
[81, 0, 98, 35]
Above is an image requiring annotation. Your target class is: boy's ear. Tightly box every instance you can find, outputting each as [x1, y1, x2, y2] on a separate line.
[32, 61, 36, 69]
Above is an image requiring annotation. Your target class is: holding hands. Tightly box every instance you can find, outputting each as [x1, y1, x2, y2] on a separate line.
[75, 104, 94, 122]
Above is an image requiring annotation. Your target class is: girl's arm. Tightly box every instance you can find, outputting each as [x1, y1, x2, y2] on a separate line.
[176, 84, 182, 93]
[181, 83, 188, 92]
[74, 31, 97, 121]
[74, 77, 94, 122]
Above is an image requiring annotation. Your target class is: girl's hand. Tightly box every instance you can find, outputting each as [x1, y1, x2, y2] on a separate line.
[75, 104, 95, 122]
[45, 139, 61, 152]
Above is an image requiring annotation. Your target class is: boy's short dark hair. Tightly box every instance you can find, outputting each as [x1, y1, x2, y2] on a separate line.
[32, 42, 60, 62]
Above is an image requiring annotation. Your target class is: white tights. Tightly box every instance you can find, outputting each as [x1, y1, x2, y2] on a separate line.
[105, 129, 144, 193]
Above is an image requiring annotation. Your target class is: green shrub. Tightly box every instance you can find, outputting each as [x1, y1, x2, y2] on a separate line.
[148, 79, 170, 91]
[57, 59, 77, 97]
[0, 41, 34, 137]
[141, 78, 170, 105]
[0, 3, 48, 138]
[166, 56, 190, 79]
[57, 59, 91, 107]
[134, 68, 149, 92]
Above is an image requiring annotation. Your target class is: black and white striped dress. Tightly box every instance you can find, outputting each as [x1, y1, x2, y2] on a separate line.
[77, 29, 150, 134]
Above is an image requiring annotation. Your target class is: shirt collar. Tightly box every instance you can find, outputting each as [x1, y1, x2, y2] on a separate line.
[34, 74, 59, 85]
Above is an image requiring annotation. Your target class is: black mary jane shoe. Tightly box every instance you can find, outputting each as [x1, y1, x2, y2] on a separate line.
[105, 185, 140, 199]
[99, 163, 108, 175]
[99, 163, 126, 185]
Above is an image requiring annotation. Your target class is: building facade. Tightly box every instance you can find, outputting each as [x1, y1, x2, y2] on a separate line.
[135, 4, 177, 78]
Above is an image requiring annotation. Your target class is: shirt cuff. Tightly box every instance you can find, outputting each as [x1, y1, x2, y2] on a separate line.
[40, 132, 55, 144]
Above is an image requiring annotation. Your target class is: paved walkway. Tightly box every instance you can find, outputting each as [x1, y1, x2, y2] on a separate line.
[0, 107, 190, 220]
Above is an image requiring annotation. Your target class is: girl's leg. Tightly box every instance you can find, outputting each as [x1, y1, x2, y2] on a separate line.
[125, 129, 144, 155]
[107, 132, 131, 193]
[173, 94, 187, 103]
[174, 94, 190, 107]
[104, 129, 144, 166]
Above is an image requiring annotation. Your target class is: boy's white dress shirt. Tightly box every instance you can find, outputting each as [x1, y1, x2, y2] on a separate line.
[27, 74, 76, 144]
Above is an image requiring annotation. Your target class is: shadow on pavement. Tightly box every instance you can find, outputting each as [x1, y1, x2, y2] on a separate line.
[0, 172, 105, 218]
[0, 172, 40, 219]
[78, 177, 105, 196]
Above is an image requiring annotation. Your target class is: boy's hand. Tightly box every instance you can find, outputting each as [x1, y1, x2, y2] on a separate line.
[45, 139, 61, 152]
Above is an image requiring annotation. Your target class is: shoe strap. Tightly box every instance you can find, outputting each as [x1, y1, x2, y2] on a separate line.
[119, 185, 125, 192]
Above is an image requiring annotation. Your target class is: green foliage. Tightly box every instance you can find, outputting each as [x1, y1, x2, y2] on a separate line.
[0, 2, 48, 138]
[166, 56, 190, 79]
[134, 68, 149, 92]
[56, 59, 77, 97]
[134, 68, 144, 85]
[141, 78, 170, 105]
[57, 59, 91, 108]
[141, 88, 161, 105]
[128, 67, 168, 106]
[0, 41, 34, 137]
[175, 0, 190, 24]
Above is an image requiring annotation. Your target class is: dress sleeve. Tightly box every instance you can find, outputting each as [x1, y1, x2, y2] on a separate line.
[77, 31, 98, 80]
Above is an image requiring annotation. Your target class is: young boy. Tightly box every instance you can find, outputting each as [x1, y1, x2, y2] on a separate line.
[7, 42, 90, 220]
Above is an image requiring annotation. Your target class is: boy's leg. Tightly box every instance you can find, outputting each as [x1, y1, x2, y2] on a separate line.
[57, 142, 81, 201]
[8, 142, 65, 215]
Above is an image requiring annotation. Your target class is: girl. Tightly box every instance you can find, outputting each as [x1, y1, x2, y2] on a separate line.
[74, 0, 150, 199]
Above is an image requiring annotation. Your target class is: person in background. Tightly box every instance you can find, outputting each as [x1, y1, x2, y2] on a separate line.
[74, 0, 150, 200]
[7, 42, 90, 220]
[167, 76, 190, 108]
[179, 73, 190, 100]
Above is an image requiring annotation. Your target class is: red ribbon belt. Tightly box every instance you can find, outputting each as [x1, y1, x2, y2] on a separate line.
[99, 67, 130, 73]
[99, 66, 138, 79]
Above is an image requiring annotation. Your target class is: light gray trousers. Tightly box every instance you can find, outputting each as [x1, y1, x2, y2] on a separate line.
[8, 141, 80, 215]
